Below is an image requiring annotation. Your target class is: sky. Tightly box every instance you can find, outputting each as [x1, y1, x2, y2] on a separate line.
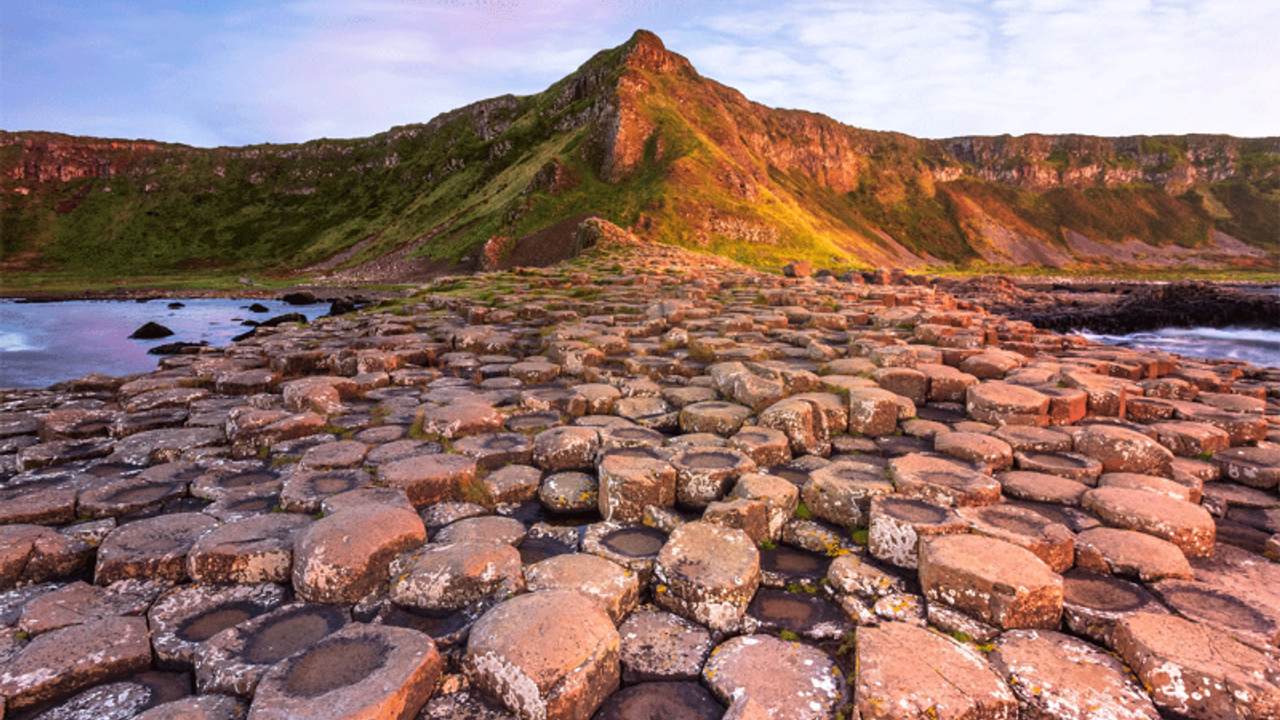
[3, 0, 1277, 148]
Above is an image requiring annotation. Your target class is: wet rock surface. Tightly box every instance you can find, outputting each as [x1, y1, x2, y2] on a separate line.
[1, 235, 1278, 717]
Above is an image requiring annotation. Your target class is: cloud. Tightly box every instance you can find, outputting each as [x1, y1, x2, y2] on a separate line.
[3, 0, 1277, 145]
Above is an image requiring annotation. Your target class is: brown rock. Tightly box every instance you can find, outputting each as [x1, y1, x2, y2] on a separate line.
[1082, 486, 1216, 557]
[292, 504, 426, 604]
[919, 533, 1063, 630]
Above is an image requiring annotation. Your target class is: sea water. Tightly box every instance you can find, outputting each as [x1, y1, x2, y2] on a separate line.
[0, 298, 321, 389]
[1080, 326, 1280, 368]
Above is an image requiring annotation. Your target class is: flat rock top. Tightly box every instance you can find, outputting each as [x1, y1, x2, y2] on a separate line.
[702, 635, 847, 720]
[657, 522, 759, 588]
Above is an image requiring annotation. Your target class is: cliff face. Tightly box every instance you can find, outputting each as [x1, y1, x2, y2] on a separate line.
[2, 30, 1277, 279]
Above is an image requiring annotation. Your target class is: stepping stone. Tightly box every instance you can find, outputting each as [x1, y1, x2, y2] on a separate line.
[671, 447, 757, 508]
[1113, 612, 1280, 720]
[991, 425, 1073, 453]
[0, 524, 92, 590]
[390, 541, 524, 612]
[919, 533, 1063, 630]
[187, 513, 313, 584]
[583, 522, 668, 586]
[149, 582, 288, 670]
[1187, 409, 1269, 446]
[1149, 579, 1280, 651]
[854, 622, 1015, 720]
[364, 439, 443, 466]
[1098, 471, 1195, 502]
[1073, 424, 1174, 476]
[77, 475, 187, 519]
[743, 586, 852, 640]
[524, 553, 639, 624]
[95, 512, 218, 584]
[248, 623, 442, 720]
[966, 381, 1050, 426]
[703, 634, 846, 720]
[728, 426, 792, 467]
[758, 398, 831, 456]
[133, 694, 249, 720]
[455, 434, 535, 472]
[378, 452, 477, 507]
[918, 363, 979, 403]
[297, 440, 368, 470]
[935, 431, 1013, 470]
[0, 484, 78, 525]
[679, 401, 752, 436]
[653, 522, 760, 634]
[989, 629, 1159, 720]
[465, 590, 620, 720]
[727, 473, 800, 541]
[1062, 568, 1169, 645]
[14, 671, 192, 720]
[417, 690, 518, 719]
[800, 460, 892, 527]
[191, 465, 283, 501]
[846, 387, 901, 437]
[434, 515, 526, 545]
[868, 496, 967, 569]
[418, 403, 506, 439]
[618, 607, 714, 683]
[293, 504, 426, 604]
[321, 486, 415, 515]
[278, 469, 372, 513]
[1074, 527, 1194, 581]
[593, 681, 724, 720]
[1151, 421, 1231, 458]
[1082, 486, 1216, 557]
[195, 602, 351, 696]
[702, 497, 769, 545]
[1188, 544, 1280, 609]
[479, 464, 541, 504]
[827, 553, 907, 600]
[532, 426, 600, 471]
[889, 453, 1001, 506]
[873, 367, 928, 405]
[957, 503, 1074, 572]
[597, 453, 676, 522]
[998, 470, 1088, 505]
[537, 471, 598, 513]
[16, 580, 157, 637]
[1013, 451, 1103, 483]
[1213, 445, 1280, 489]
[0, 615, 151, 713]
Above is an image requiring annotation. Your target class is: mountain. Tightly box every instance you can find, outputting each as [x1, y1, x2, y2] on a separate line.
[3, 30, 1277, 282]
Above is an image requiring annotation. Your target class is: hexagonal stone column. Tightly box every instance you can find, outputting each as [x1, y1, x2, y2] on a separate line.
[889, 453, 1001, 507]
[248, 623, 442, 720]
[95, 512, 218, 584]
[867, 496, 967, 569]
[1113, 612, 1280, 720]
[702, 635, 847, 720]
[0, 616, 152, 714]
[196, 602, 350, 696]
[653, 522, 760, 635]
[390, 541, 524, 612]
[465, 591, 620, 720]
[758, 398, 830, 457]
[966, 381, 1050, 426]
[920, 533, 1063, 630]
[1073, 424, 1174, 477]
[524, 553, 640, 624]
[989, 630, 1159, 720]
[854, 622, 1016, 720]
[1082, 486, 1215, 557]
[293, 504, 426, 604]
[801, 460, 893, 527]
[670, 447, 757, 508]
[597, 453, 676, 522]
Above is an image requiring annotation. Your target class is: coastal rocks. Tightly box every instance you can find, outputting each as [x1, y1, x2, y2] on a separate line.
[292, 504, 426, 603]
[653, 522, 760, 634]
[701, 635, 847, 720]
[0, 616, 152, 713]
[465, 590, 620, 720]
[1, 238, 1278, 718]
[854, 622, 1016, 720]
[248, 623, 442, 720]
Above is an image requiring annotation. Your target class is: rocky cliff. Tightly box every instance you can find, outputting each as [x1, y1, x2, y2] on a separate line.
[2, 30, 1277, 281]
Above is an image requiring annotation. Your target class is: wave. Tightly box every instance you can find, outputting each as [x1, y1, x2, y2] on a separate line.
[0, 331, 39, 352]
[1080, 326, 1280, 368]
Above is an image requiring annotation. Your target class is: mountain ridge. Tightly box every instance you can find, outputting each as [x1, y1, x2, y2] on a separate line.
[3, 30, 1277, 281]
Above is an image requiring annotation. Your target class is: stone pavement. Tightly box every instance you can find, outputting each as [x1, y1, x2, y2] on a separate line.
[1, 224, 1278, 719]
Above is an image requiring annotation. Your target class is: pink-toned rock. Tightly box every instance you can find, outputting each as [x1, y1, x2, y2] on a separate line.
[966, 381, 1050, 426]
[889, 453, 1002, 506]
[1073, 526, 1194, 581]
[248, 623, 441, 720]
[378, 453, 477, 507]
[1113, 612, 1280, 720]
[390, 541, 524, 611]
[846, 387, 900, 437]
[95, 512, 218, 584]
[957, 503, 1074, 572]
[292, 504, 426, 604]
[1073, 424, 1174, 477]
[1082, 486, 1215, 557]
[653, 522, 760, 634]
[524, 553, 640, 624]
[0, 616, 152, 713]
[598, 452, 677, 522]
[919, 533, 1063, 630]
[934, 431, 1014, 470]
[702, 635, 847, 720]
[465, 591, 620, 720]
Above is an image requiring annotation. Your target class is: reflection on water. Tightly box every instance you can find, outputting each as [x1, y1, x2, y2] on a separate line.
[1080, 326, 1280, 368]
[0, 299, 320, 389]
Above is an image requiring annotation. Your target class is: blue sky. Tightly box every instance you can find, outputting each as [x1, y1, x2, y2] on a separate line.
[3, 0, 1277, 147]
